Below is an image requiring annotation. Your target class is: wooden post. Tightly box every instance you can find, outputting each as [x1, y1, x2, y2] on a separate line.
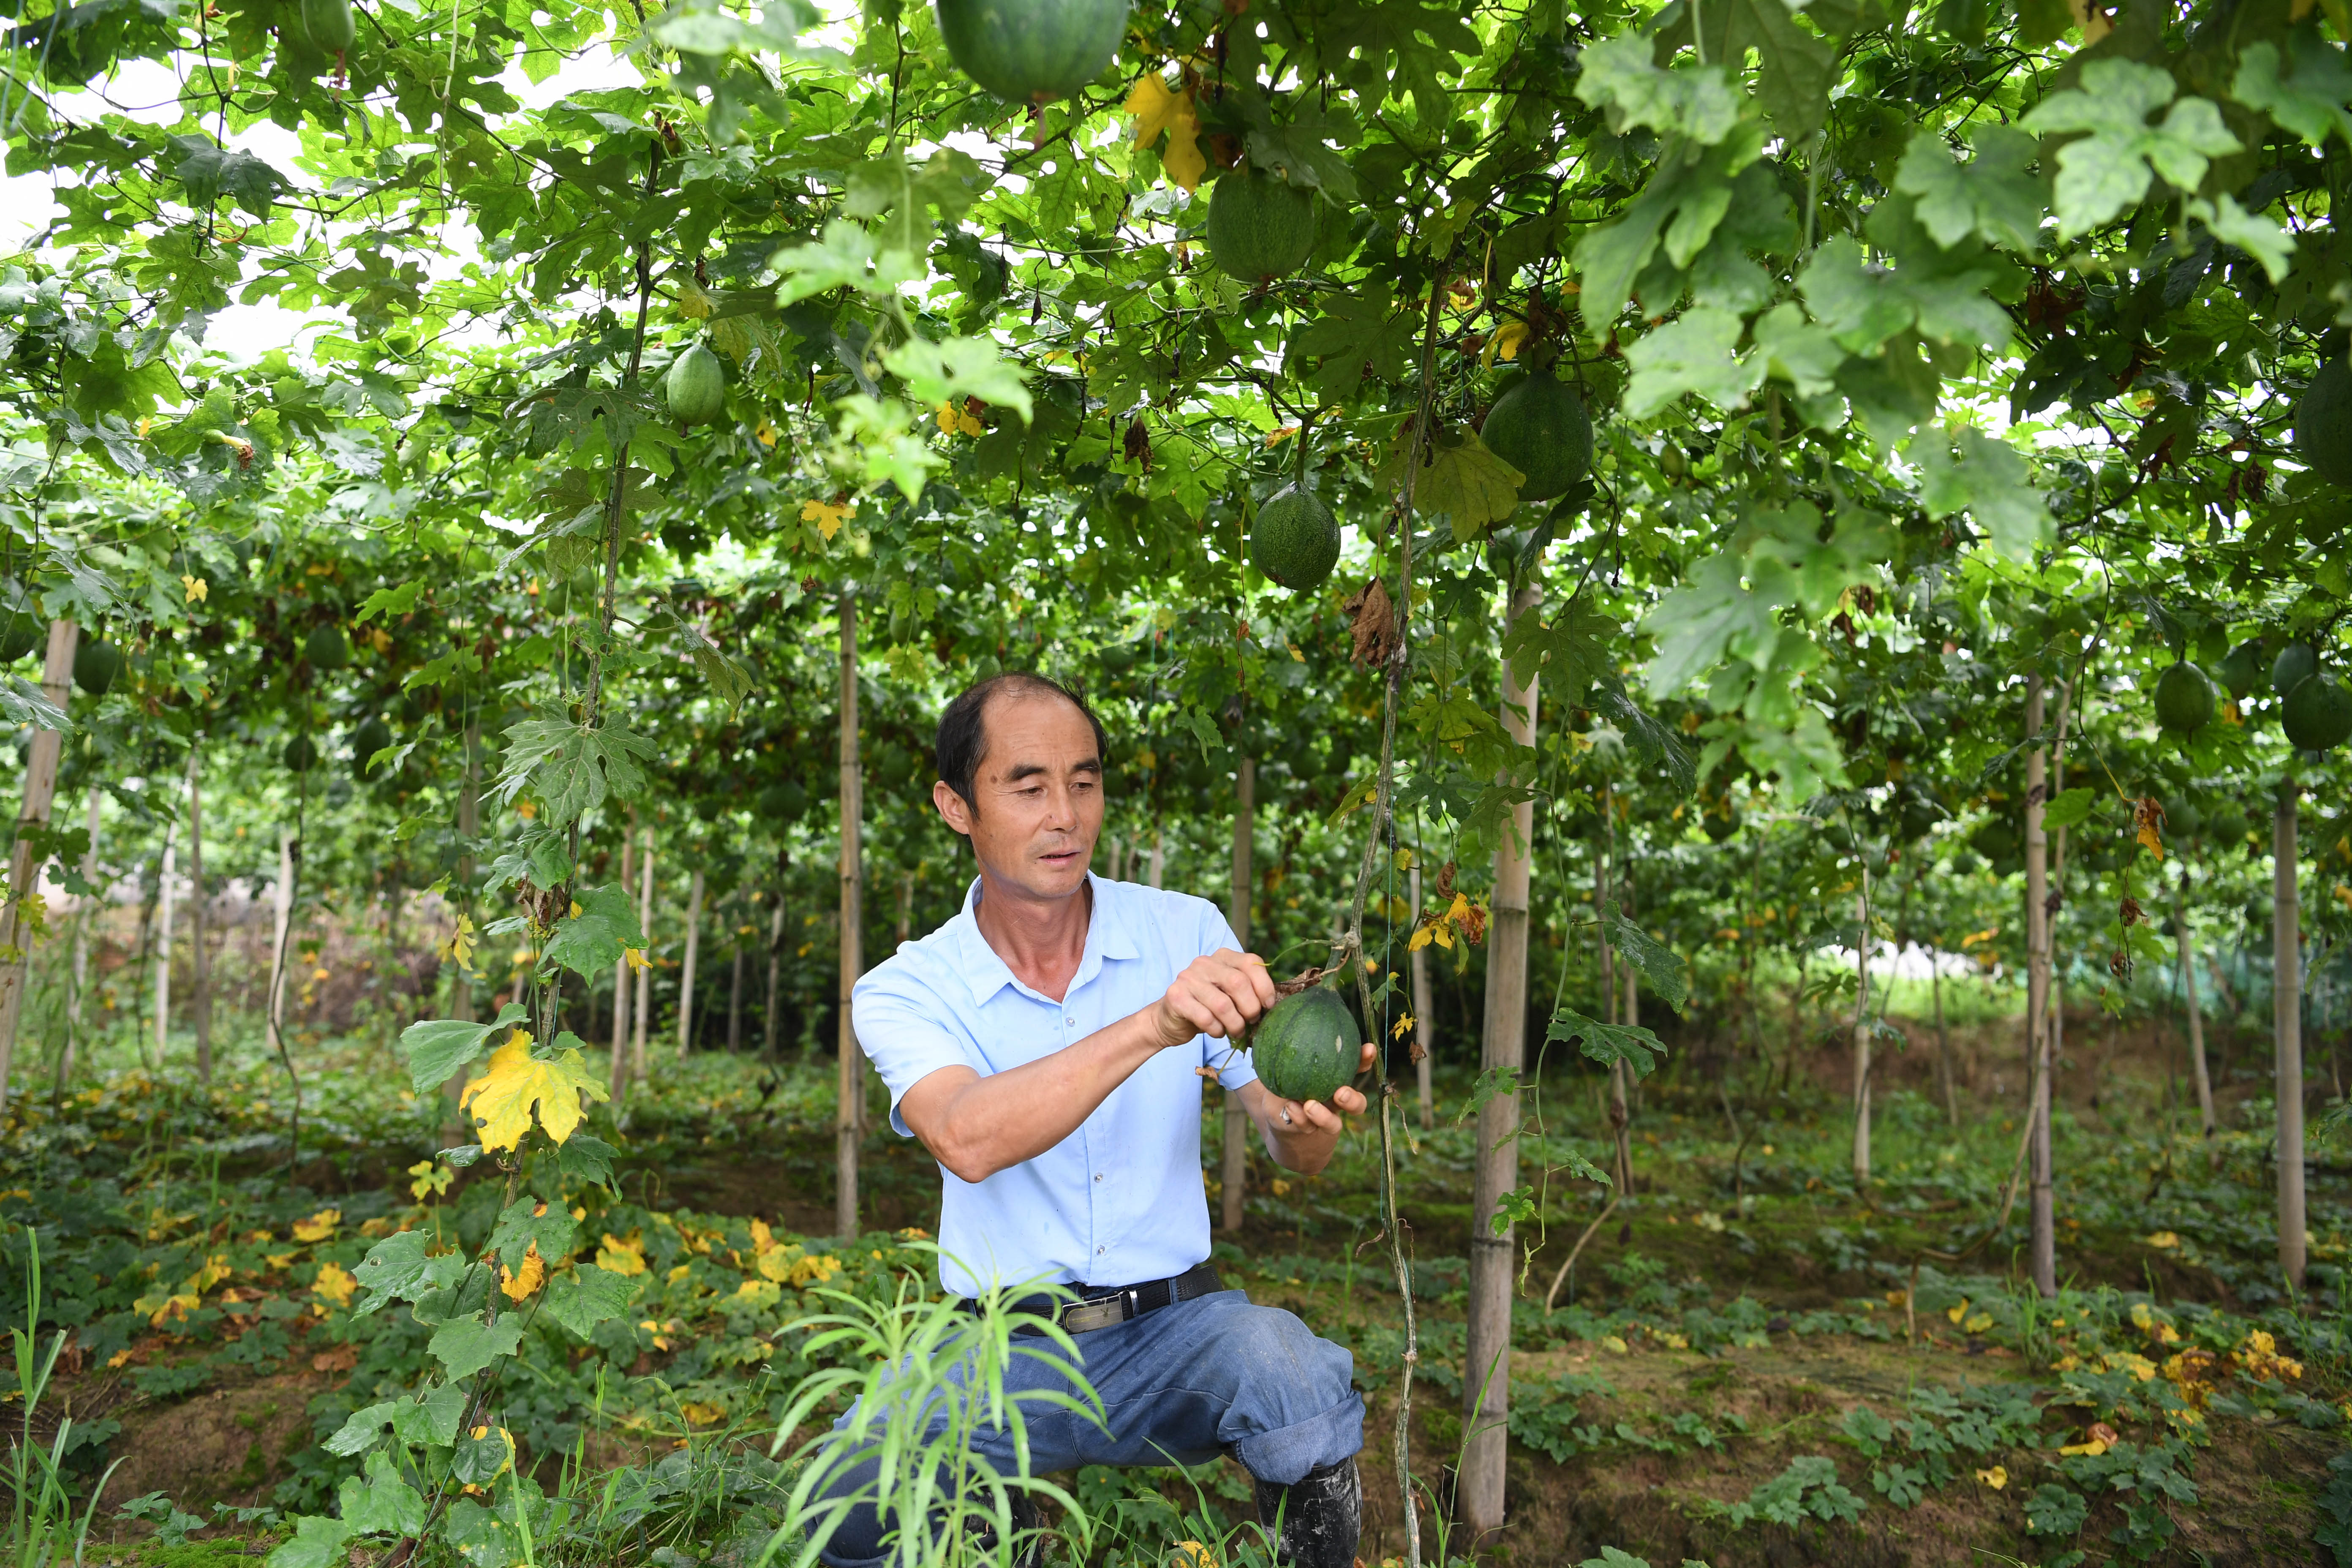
[728, 897, 746, 1052]
[60, 785, 99, 1096]
[1851, 882, 1871, 1188]
[764, 893, 787, 1059]
[1410, 863, 1435, 1130]
[2025, 683, 2056, 1298]
[677, 866, 704, 1058]
[266, 827, 294, 1063]
[2177, 861, 2215, 1142]
[187, 750, 211, 1083]
[1461, 581, 1540, 1540]
[153, 829, 177, 1063]
[455, 724, 479, 1024]
[1223, 757, 1255, 1233]
[838, 591, 865, 1240]
[0, 618, 77, 1114]
[1932, 956, 1957, 1128]
[1147, 827, 1164, 889]
[2276, 780, 2305, 1289]
[611, 832, 634, 1104]
[633, 828, 656, 1081]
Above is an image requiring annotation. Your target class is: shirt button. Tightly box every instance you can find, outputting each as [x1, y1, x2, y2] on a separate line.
[1094, 1173, 1103, 1183]
[1066, 1017, 1076, 1026]
[1097, 1246, 1106, 1255]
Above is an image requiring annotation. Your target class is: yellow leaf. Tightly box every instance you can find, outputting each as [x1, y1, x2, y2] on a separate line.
[1482, 319, 1531, 369]
[1266, 425, 1300, 446]
[1600, 1334, 1629, 1354]
[800, 498, 852, 540]
[460, 1032, 610, 1152]
[293, 1208, 341, 1243]
[597, 1234, 647, 1276]
[500, 1243, 547, 1302]
[680, 1400, 728, 1426]
[1977, 1466, 2007, 1490]
[1407, 925, 1435, 952]
[1124, 72, 1184, 145]
[181, 574, 208, 603]
[2145, 1231, 2180, 1249]
[1162, 102, 1206, 193]
[2138, 822, 2164, 861]
[755, 419, 779, 449]
[676, 277, 715, 320]
[1946, 1298, 1970, 1325]
[313, 1262, 357, 1309]
[2058, 1438, 2108, 1456]
[1172, 1542, 1219, 1568]
[1433, 923, 1454, 951]
[1964, 1312, 1994, 1334]
[1391, 1013, 1414, 1040]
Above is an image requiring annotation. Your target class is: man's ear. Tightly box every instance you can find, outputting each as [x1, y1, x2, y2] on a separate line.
[933, 779, 974, 837]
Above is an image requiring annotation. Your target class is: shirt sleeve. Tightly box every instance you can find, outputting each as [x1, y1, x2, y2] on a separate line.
[1197, 902, 1260, 1092]
[852, 964, 977, 1138]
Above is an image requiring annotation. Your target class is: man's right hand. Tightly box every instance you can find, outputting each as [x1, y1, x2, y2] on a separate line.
[1150, 949, 1277, 1048]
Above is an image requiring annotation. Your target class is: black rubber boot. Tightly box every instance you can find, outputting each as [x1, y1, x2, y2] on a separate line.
[1251, 1457, 1361, 1568]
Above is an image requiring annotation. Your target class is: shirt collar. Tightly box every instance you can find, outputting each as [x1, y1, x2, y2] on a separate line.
[952, 871, 1138, 1006]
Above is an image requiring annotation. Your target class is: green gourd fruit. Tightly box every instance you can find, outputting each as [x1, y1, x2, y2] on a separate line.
[302, 0, 357, 52]
[0, 612, 39, 663]
[2206, 803, 2250, 849]
[1250, 485, 1341, 591]
[665, 343, 727, 425]
[283, 735, 319, 773]
[2284, 675, 2352, 753]
[351, 716, 393, 777]
[2167, 798, 2205, 839]
[1206, 166, 1318, 284]
[305, 624, 349, 671]
[2273, 642, 2318, 697]
[2153, 661, 2216, 733]
[2219, 639, 2266, 700]
[1250, 986, 1357, 1106]
[1971, 821, 2017, 863]
[1481, 370, 1593, 503]
[72, 639, 121, 695]
[2294, 357, 2352, 489]
[933, 0, 1130, 104]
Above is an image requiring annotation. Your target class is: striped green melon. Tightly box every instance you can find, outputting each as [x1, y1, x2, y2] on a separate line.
[2295, 357, 2352, 488]
[934, 0, 1130, 104]
[1207, 166, 1318, 283]
[1251, 987, 1356, 1106]
[1481, 370, 1592, 502]
[1250, 485, 1339, 591]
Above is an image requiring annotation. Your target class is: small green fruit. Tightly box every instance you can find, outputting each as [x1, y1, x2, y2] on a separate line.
[1250, 485, 1341, 592]
[0, 612, 40, 663]
[2294, 357, 2352, 489]
[305, 624, 350, 672]
[302, 0, 357, 52]
[2273, 642, 2318, 697]
[1251, 987, 1358, 1107]
[1206, 166, 1319, 283]
[2206, 803, 2250, 849]
[72, 639, 121, 695]
[283, 735, 319, 773]
[933, 0, 1130, 103]
[664, 343, 727, 425]
[2153, 661, 2216, 734]
[1971, 821, 2017, 863]
[1481, 371, 1593, 503]
[351, 716, 392, 777]
[2283, 675, 2352, 752]
[2219, 639, 2265, 700]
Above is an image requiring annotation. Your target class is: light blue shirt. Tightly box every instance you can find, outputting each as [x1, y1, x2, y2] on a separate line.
[851, 873, 1260, 1298]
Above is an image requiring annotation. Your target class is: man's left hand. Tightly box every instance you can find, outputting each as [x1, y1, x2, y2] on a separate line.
[1250, 1041, 1380, 1176]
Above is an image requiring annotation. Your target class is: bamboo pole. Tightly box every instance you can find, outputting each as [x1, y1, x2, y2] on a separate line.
[0, 618, 77, 1115]
[1223, 756, 1254, 1233]
[633, 828, 656, 1081]
[838, 591, 865, 1239]
[2177, 860, 2215, 1143]
[1460, 580, 1540, 1540]
[764, 892, 787, 1059]
[1851, 881, 1872, 1188]
[677, 866, 704, 1057]
[1410, 862, 1434, 1130]
[2025, 684, 2055, 1298]
[611, 832, 634, 1103]
[2276, 781, 2305, 1290]
[188, 749, 212, 1083]
[59, 785, 99, 1097]
[728, 897, 746, 1052]
[152, 830, 177, 1063]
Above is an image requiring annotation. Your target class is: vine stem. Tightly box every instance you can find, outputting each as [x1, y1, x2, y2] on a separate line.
[1347, 260, 1449, 1568]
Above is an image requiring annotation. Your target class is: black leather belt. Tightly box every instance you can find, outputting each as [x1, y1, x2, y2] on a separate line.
[962, 1263, 1225, 1334]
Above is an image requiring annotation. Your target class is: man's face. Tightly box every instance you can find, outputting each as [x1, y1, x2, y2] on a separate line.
[933, 692, 1102, 903]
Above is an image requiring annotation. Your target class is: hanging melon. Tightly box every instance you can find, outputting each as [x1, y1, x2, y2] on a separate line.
[1250, 485, 1340, 591]
[665, 343, 727, 425]
[1250, 986, 1357, 1106]
[1206, 166, 1318, 283]
[1481, 370, 1592, 502]
[2294, 356, 2352, 488]
[933, 0, 1130, 104]
[2152, 661, 2216, 734]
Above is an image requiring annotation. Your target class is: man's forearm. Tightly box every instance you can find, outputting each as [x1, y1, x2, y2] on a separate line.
[914, 1009, 1170, 1182]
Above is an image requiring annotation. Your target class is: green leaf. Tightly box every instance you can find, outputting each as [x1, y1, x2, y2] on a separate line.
[2042, 785, 2098, 829]
[264, 1514, 355, 1568]
[1288, 291, 1417, 404]
[542, 1267, 635, 1338]
[493, 706, 659, 828]
[555, 1133, 618, 1192]
[1892, 125, 2044, 251]
[2188, 194, 2293, 283]
[1574, 35, 1742, 144]
[351, 1230, 435, 1317]
[2231, 37, 2352, 150]
[540, 884, 645, 979]
[486, 1195, 578, 1271]
[771, 219, 928, 306]
[1501, 597, 1617, 695]
[1603, 900, 1689, 1011]
[1389, 429, 1524, 539]
[882, 335, 1034, 424]
[429, 1313, 525, 1382]
[400, 1002, 529, 1098]
[1690, 0, 1848, 141]
[1547, 1006, 1669, 1079]
[397, 1384, 470, 1447]
[168, 136, 287, 219]
[2023, 61, 2238, 239]
[1914, 428, 2049, 558]
[1622, 305, 1763, 417]
[354, 583, 424, 623]
[339, 1451, 426, 1538]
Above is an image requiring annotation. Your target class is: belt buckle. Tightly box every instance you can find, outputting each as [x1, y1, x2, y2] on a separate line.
[1061, 1289, 1134, 1334]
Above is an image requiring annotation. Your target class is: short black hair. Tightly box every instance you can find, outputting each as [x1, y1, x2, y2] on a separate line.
[936, 672, 1108, 811]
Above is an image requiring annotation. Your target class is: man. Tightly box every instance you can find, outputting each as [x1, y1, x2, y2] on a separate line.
[819, 671, 1374, 1568]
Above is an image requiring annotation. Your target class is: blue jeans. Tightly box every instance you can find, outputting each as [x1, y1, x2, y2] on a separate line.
[811, 1290, 1364, 1568]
